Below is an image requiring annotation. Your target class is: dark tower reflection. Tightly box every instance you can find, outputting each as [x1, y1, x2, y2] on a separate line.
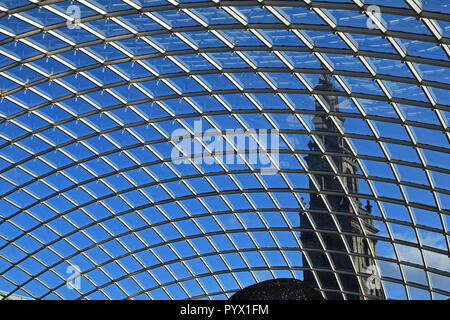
[300, 73, 384, 300]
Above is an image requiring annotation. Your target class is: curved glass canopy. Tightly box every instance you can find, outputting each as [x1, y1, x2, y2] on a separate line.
[0, 0, 448, 300]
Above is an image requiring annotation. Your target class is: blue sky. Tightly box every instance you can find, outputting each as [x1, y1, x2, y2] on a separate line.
[0, 0, 448, 300]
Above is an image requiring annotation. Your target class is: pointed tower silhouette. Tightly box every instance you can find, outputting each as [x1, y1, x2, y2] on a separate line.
[300, 72, 384, 300]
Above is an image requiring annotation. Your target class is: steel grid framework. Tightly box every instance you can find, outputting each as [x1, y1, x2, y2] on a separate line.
[0, 0, 448, 300]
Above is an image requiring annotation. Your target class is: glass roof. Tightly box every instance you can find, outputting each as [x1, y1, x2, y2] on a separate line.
[0, 0, 448, 300]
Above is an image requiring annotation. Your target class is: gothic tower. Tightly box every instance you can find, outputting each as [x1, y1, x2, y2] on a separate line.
[300, 73, 383, 300]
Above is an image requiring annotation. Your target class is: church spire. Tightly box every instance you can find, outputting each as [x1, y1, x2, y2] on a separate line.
[300, 73, 383, 300]
[313, 70, 340, 113]
[318, 72, 333, 86]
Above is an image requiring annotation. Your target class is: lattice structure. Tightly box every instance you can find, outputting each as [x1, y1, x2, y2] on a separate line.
[0, 0, 448, 300]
